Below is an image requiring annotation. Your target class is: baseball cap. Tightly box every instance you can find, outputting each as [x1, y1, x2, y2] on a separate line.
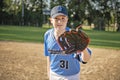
[50, 5, 68, 18]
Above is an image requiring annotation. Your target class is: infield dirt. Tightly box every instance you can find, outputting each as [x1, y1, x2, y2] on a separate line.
[0, 41, 120, 80]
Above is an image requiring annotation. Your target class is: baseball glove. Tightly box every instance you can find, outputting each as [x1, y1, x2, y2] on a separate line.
[57, 26, 90, 54]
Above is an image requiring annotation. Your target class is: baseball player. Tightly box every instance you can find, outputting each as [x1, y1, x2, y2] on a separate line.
[44, 5, 92, 80]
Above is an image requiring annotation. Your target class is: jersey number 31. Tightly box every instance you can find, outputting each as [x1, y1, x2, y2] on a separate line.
[60, 60, 69, 69]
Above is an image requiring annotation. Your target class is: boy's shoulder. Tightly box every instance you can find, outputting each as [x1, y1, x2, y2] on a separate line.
[45, 28, 54, 35]
[66, 27, 70, 31]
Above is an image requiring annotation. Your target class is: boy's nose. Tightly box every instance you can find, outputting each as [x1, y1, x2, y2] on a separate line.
[57, 19, 62, 23]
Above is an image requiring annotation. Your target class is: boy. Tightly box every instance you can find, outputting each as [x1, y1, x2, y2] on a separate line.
[44, 5, 92, 80]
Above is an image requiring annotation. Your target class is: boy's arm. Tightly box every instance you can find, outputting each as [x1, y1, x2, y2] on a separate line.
[47, 57, 50, 78]
[76, 48, 92, 64]
[81, 48, 91, 62]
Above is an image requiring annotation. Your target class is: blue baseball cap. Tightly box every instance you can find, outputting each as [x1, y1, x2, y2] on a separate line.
[50, 5, 68, 18]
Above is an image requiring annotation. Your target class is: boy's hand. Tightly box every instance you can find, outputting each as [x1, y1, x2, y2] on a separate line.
[57, 26, 90, 54]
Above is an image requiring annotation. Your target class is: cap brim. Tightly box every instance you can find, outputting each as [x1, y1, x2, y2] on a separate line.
[52, 13, 67, 18]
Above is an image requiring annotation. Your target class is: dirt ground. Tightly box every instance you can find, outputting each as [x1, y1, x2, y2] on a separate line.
[0, 41, 120, 80]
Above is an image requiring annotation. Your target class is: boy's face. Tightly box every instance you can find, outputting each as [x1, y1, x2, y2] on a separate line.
[50, 15, 68, 30]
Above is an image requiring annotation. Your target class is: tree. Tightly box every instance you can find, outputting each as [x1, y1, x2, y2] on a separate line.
[50, 0, 93, 28]
[0, 0, 5, 24]
[116, 1, 120, 32]
[0, 0, 48, 27]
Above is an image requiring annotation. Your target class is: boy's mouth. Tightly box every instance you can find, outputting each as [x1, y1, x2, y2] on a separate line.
[57, 24, 63, 27]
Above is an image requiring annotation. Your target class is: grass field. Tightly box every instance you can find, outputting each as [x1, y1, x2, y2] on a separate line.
[0, 25, 120, 80]
[0, 25, 120, 49]
[0, 25, 48, 43]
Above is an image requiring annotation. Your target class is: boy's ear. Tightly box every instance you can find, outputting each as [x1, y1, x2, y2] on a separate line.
[49, 18, 53, 23]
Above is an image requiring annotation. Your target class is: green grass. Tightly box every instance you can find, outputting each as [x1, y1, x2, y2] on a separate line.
[0, 25, 49, 43]
[0, 25, 120, 49]
[86, 30, 120, 49]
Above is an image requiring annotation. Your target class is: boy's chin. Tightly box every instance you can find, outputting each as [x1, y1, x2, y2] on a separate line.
[55, 26, 65, 28]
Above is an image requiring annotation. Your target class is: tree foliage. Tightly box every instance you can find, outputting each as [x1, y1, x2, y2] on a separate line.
[50, 0, 120, 31]
[0, 0, 47, 27]
[0, 0, 120, 31]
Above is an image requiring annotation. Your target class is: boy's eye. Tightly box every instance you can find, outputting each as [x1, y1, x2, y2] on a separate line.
[54, 18, 59, 20]
[62, 18, 65, 20]
[54, 18, 65, 20]
[55, 18, 58, 20]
